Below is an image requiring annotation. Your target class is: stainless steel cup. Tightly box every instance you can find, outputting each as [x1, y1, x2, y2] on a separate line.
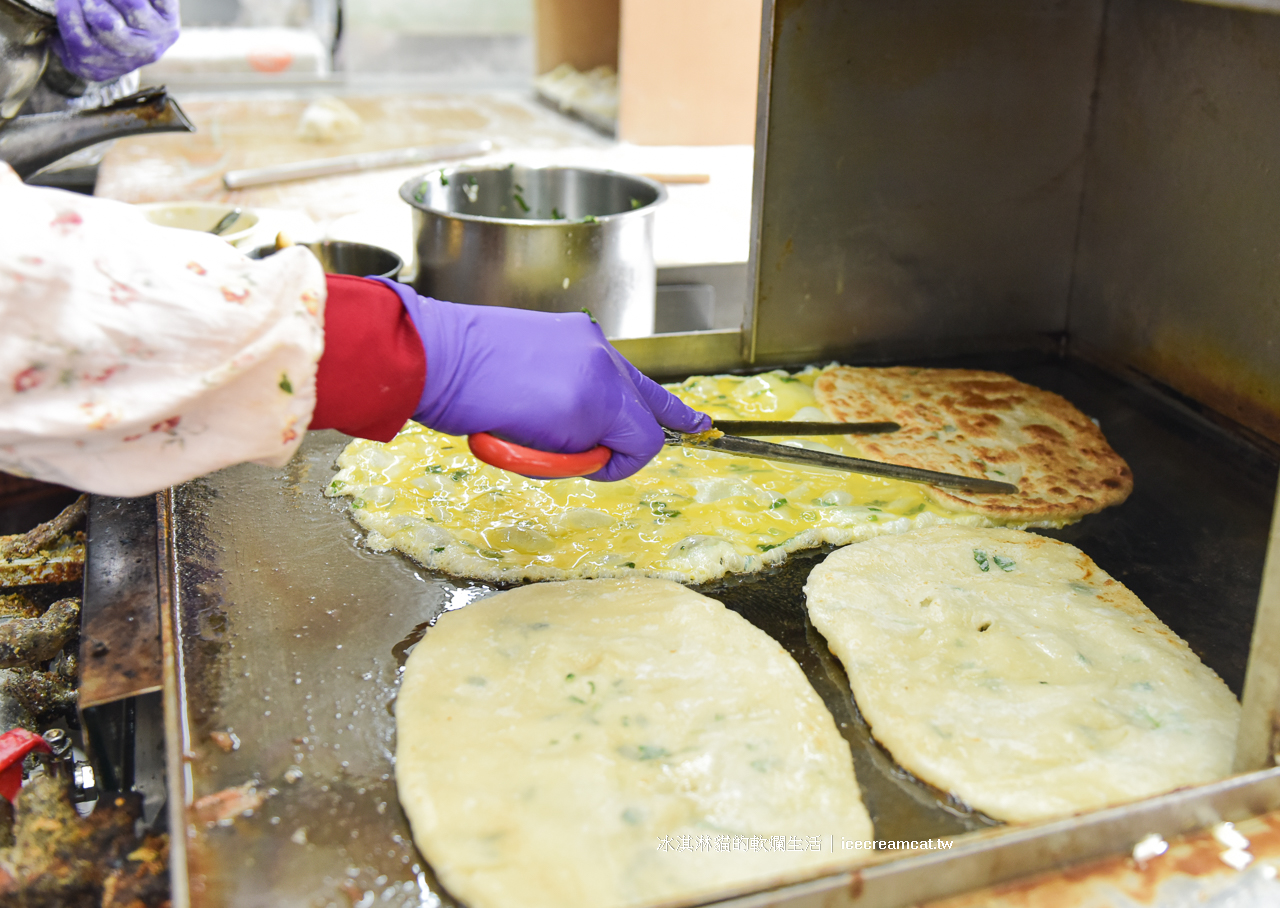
[248, 240, 403, 280]
[399, 165, 666, 339]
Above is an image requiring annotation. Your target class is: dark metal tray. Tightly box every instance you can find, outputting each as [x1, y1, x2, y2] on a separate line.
[161, 355, 1278, 908]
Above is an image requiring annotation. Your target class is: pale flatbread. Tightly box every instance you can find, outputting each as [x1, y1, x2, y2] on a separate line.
[804, 526, 1239, 823]
[813, 367, 1133, 522]
[396, 578, 874, 908]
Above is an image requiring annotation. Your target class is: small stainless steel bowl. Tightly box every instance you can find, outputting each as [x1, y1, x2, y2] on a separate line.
[248, 240, 403, 280]
[400, 165, 666, 338]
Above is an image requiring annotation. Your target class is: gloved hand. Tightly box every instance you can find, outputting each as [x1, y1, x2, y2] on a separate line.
[50, 0, 180, 84]
[373, 280, 711, 482]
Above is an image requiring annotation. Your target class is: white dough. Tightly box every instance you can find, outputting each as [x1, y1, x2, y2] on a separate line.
[804, 526, 1240, 823]
[296, 95, 363, 142]
[396, 578, 873, 908]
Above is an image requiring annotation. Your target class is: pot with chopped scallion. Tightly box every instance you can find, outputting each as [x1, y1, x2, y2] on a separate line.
[400, 165, 665, 339]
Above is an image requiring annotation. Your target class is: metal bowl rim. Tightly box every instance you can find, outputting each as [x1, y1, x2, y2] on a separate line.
[398, 164, 668, 226]
[246, 240, 404, 280]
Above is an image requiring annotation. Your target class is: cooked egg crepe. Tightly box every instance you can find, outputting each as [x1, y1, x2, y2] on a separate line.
[327, 368, 1003, 583]
[396, 578, 874, 908]
[804, 526, 1239, 823]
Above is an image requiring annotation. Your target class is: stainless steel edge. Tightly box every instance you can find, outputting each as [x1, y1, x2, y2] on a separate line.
[616, 327, 1063, 382]
[1236, 482, 1280, 771]
[692, 766, 1280, 908]
[157, 488, 191, 908]
[79, 495, 163, 710]
[1177, 0, 1280, 12]
[739, 331, 1062, 376]
[611, 329, 748, 379]
[744, 0, 777, 365]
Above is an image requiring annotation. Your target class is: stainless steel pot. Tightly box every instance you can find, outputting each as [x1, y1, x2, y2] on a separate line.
[0, 0, 55, 120]
[399, 165, 666, 339]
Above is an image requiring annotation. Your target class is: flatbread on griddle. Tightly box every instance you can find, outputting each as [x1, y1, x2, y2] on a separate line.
[396, 578, 874, 908]
[813, 367, 1132, 522]
[804, 526, 1239, 823]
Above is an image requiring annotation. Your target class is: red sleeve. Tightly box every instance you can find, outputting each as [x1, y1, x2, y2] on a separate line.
[310, 274, 426, 442]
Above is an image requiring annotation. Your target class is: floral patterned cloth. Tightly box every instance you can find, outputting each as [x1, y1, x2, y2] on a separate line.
[0, 163, 327, 495]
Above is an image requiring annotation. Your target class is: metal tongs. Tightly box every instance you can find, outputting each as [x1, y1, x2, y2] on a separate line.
[469, 420, 1018, 494]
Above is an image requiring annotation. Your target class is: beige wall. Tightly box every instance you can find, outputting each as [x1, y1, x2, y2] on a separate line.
[617, 0, 762, 145]
[534, 0, 620, 74]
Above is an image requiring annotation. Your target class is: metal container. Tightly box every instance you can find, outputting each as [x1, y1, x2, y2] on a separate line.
[399, 165, 665, 339]
[248, 240, 403, 280]
[0, 0, 54, 120]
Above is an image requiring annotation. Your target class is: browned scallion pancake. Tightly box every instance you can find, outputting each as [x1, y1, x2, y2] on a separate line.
[814, 367, 1132, 523]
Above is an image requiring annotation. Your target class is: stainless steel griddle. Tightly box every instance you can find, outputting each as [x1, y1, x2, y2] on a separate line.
[148, 353, 1278, 908]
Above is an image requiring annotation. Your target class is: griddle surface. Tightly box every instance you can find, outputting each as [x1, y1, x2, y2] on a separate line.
[168, 356, 1277, 907]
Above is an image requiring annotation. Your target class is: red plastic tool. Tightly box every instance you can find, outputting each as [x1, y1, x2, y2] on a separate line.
[469, 432, 610, 479]
[0, 728, 51, 802]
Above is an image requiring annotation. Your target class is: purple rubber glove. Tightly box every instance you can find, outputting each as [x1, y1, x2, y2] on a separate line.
[373, 279, 711, 482]
[51, 0, 179, 83]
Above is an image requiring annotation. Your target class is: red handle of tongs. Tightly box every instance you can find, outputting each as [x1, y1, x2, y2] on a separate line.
[0, 728, 51, 802]
[468, 432, 612, 479]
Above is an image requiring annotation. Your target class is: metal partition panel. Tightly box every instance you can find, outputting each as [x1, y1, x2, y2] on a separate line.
[747, 0, 1104, 366]
[1069, 0, 1280, 446]
[1238, 482, 1280, 770]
